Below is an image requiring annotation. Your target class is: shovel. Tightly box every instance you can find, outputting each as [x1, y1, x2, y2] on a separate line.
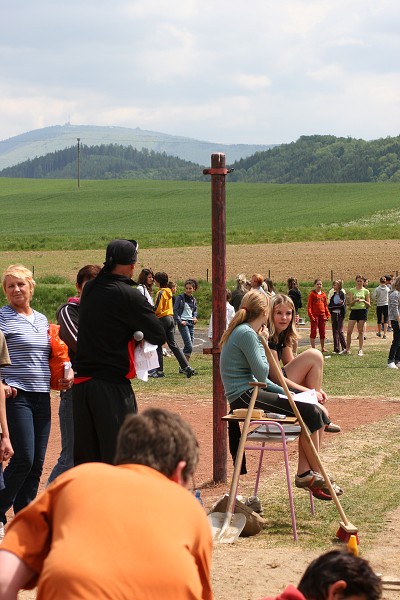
[208, 383, 260, 543]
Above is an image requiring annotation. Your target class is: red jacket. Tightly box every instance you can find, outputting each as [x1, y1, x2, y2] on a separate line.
[307, 290, 330, 320]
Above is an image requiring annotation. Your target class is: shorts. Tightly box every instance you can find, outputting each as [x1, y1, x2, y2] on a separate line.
[376, 305, 388, 324]
[349, 309, 368, 322]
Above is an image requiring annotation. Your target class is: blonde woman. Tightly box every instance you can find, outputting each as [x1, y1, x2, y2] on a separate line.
[0, 265, 72, 533]
[268, 294, 340, 434]
[219, 290, 342, 501]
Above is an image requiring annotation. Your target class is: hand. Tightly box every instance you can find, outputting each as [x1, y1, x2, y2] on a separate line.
[3, 384, 17, 399]
[193, 318, 197, 324]
[258, 324, 269, 339]
[0, 436, 14, 461]
[317, 389, 328, 404]
[181, 320, 187, 326]
[58, 371, 74, 391]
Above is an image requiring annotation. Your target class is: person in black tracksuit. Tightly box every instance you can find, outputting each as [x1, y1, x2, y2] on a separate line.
[73, 240, 165, 465]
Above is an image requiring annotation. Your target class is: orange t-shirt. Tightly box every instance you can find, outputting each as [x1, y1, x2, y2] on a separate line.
[1, 463, 213, 600]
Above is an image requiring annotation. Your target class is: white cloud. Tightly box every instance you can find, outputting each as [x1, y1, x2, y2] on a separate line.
[0, 0, 399, 144]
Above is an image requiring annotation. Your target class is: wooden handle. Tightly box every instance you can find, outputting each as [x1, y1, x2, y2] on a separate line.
[259, 336, 353, 527]
[225, 385, 259, 515]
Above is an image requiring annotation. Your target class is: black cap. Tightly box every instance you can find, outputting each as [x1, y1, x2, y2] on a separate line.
[104, 239, 138, 269]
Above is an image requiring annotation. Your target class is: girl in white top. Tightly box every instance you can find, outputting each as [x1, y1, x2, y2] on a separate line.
[136, 268, 155, 306]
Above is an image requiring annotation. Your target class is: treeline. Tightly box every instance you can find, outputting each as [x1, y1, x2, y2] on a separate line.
[0, 144, 203, 181]
[1, 135, 400, 182]
[229, 134, 400, 183]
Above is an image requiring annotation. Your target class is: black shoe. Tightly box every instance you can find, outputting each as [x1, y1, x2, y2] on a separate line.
[184, 367, 195, 378]
[149, 371, 165, 378]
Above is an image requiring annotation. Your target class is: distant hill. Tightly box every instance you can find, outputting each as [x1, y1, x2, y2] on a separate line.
[0, 144, 203, 181]
[0, 124, 274, 170]
[229, 134, 400, 183]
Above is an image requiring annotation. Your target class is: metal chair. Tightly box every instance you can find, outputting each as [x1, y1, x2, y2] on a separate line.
[241, 420, 315, 541]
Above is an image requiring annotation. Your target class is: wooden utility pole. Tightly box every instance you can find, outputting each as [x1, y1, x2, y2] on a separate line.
[203, 153, 232, 483]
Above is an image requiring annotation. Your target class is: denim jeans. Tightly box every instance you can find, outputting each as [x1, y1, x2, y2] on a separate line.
[47, 389, 74, 485]
[177, 320, 195, 356]
[388, 320, 400, 363]
[0, 389, 51, 524]
[157, 316, 189, 371]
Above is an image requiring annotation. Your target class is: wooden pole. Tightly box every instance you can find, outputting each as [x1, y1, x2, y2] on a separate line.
[203, 153, 231, 483]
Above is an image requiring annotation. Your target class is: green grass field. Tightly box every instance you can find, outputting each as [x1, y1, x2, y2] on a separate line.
[0, 178, 399, 250]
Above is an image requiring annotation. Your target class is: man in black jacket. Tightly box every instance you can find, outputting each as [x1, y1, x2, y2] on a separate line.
[73, 239, 166, 465]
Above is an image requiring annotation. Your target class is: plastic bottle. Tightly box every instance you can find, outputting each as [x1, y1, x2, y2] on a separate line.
[194, 490, 203, 506]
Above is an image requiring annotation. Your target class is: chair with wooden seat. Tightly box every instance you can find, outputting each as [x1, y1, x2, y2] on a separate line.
[241, 419, 315, 541]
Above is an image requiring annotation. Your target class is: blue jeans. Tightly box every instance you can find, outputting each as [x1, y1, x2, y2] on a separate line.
[177, 320, 195, 357]
[388, 321, 400, 363]
[0, 390, 51, 524]
[47, 389, 74, 484]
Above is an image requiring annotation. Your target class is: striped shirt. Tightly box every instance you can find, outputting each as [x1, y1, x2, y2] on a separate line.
[0, 305, 51, 392]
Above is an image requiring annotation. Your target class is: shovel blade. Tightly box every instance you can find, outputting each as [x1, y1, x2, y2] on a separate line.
[208, 511, 247, 544]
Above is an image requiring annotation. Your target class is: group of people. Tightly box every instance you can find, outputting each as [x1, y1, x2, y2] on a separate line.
[0, 246, 392, 598]
[136, 268, 198, 378]
[304, 274, 400, 367]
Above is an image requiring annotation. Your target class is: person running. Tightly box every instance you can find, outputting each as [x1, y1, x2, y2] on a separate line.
[345, 275, 370, 357]
[307, 279, 330, 353]
[219, 290, 342, 501]
[154, 272, 195, 378]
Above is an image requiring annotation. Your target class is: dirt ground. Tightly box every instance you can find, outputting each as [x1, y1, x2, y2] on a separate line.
[1, 239, 399, 283]
[13, 390, 400, 600]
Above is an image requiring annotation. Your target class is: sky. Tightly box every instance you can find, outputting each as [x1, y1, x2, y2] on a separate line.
[1, 0, 400, 146]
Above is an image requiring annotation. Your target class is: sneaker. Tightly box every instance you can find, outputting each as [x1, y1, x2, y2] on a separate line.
[387, 362, 399, 369]
[358, 349, 363, 357]
[295, 471, 324, 490]
[148, 371, 165, 378]
[324, 422, 341, 433]
[312, 488, 332, 501]
[376, 332, 382, 338]
[321, 479, 343, 497]
[339, 349, 348, 355]
[388, 326, 393, 332]
[383, 334, 387, 339]
[364, 336, 367, 340]
[0, 523, 5, 541]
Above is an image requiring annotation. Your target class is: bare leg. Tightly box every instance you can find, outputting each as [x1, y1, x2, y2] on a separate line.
[310, 337, 316, 349]
[297, 429, 322, 474]
[357, 321, 365, 351]
[346, 320, 356, 352]
[285, 349, 323, 391]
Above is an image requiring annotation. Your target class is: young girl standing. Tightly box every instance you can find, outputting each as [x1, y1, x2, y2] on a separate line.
[174, 279, 198, 362]
[307, 279, 330, 353]
[346, 275, 370, 357]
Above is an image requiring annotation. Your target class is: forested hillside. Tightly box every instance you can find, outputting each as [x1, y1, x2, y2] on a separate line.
[0, 144, 203, 181]
[1, 134, 400, 182]
[229, 134, 400, 183]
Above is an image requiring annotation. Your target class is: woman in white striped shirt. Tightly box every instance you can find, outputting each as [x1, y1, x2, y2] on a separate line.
[0, 265, 70, 532]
